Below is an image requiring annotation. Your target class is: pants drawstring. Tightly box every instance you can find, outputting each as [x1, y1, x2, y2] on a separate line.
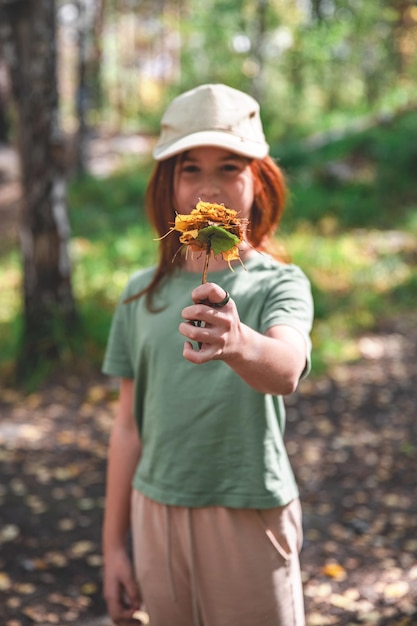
[256, 509, 290, 561]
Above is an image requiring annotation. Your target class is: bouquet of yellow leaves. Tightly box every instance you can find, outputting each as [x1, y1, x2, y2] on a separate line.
[124, 201, 246, 305]
[171, 200, 246, 283]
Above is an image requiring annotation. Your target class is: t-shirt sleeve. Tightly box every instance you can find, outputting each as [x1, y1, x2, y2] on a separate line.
[102, 288, 135, 379]
[261, 264, 314, 379]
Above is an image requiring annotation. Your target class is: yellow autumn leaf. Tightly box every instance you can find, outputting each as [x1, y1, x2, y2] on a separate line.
[222, 246, 241, 261]
[172, 200, 246, 281]
[81, 582, 98, 595]
[174, 214, 201, 231]
[322, 562, 347, 580]
[0, 572, 11, 591]
[168, 201, 245, 253]
[179, 230, 201, 245]
[174, 200, 244, 236]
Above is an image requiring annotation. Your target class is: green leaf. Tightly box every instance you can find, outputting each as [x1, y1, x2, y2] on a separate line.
[196, 226, 240, 255]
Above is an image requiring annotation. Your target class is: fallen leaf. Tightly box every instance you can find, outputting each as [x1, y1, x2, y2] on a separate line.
[383, 581, 410, 599]
[80, 582, 98, 595]
[0, 571, 12, 590]
[69, 540, 95, 557]
[322, 562, 347, 581]
[0, 524, 20, 542]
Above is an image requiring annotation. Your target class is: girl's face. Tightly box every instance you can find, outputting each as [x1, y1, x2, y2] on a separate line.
[174, 146, 255, 219]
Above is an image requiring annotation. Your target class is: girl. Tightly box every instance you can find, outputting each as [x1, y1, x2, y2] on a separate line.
[102, 83, 314, 626]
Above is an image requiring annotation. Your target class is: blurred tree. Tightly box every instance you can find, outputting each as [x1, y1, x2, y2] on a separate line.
[0, 0, 77, 378]
[90, 0, 105, 112]
[392, 0, 417, 75]
[0, 46, 11, 144]
[59, 0, 416, 142]
[74, 0, 106, 174]
[75, 0, 89, 174]
[0, 57, 10, 143]
[311, 0, 326, 22]
[249, 0, 268, 102]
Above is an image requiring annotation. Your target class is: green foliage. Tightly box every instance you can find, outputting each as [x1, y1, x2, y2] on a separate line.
[286, 224, 416, 375]
[196, 226, 240, 255]
[1, 109, 417, 382]
[66, 166, 158, 367]
[91, 0, 416, 143]
[278, 111, 417, 373]
[0, 251, 22, 376]
[68, 165, 152, 239]
[277, 111, 417, 231]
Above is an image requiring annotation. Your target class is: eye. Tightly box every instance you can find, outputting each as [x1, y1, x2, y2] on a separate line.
[222, 163, 239, 172]
[180, 163, 200, 174]
[220, 161, 245, 176]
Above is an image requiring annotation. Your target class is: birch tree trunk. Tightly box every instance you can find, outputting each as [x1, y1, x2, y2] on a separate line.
[251, 0, 268, 103]
[0, 0, 77, 378]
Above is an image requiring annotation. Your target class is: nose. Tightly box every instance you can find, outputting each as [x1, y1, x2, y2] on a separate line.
[198, 175, 221, 201]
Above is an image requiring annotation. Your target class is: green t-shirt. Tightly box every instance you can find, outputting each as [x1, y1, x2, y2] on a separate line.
[102, 255, 313, 509]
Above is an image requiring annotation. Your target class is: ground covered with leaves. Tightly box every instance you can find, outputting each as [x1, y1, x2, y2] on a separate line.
[0, 314, 416, 626]
[289, 314, 417, 625]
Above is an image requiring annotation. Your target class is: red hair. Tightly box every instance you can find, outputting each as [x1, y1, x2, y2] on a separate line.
[135, 155, 288, 310]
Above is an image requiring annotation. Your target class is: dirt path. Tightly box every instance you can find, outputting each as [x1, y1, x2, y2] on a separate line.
[290, 313, 417, 625]
[0, 314, 416, 626]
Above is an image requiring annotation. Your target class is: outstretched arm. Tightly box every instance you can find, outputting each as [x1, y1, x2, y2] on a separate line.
[180, 282, 307, 396]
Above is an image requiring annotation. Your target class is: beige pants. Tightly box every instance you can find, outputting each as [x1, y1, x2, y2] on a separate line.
[131, 491, 305, 626]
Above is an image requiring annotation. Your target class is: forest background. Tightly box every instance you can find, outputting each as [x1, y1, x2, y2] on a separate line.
[0, 0, 416, 380]
[0, 1, 417, 626]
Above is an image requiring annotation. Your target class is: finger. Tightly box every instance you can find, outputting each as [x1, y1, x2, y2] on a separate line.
[179, 319, 212, 344]
[207, 289, 230, 308]
[183, 337, 223, 363]
[181, 302, 209, 322]
[191, 282, 229, 305]
[107, 585, 140, 625]
[124, 578, 141, 610]
[183, 340, 212, 363]
[181, 303, 227, 328]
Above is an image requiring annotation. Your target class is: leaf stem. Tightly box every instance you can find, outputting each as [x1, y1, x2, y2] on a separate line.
[202, 240, 211, 284]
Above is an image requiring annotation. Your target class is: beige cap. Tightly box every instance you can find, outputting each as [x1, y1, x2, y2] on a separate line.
[153, 83, 269, 161]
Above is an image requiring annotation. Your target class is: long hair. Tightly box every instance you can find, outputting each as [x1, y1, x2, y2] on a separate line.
[134, 155, 288, 310]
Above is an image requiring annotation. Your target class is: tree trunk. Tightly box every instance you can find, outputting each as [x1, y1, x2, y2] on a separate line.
[0, 57, 11, 143]
[393, 0, 417, 75]
[90, 0, 105, 112]
[75, 0, 89, 176]
[311, 0, 326, 22]
[0, 0, 78, 379]
[251, 0, 268, 103]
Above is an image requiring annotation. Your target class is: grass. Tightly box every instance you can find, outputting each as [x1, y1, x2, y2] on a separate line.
[284, 227, 417, 374]
[0, 250, 23, 374]
[275, 112, 417, 373]
[67, 164, 157, 360]
[1, 112, 417, 381]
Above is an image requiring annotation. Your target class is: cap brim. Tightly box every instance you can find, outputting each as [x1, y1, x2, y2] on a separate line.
[153, 130, 269, 161]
